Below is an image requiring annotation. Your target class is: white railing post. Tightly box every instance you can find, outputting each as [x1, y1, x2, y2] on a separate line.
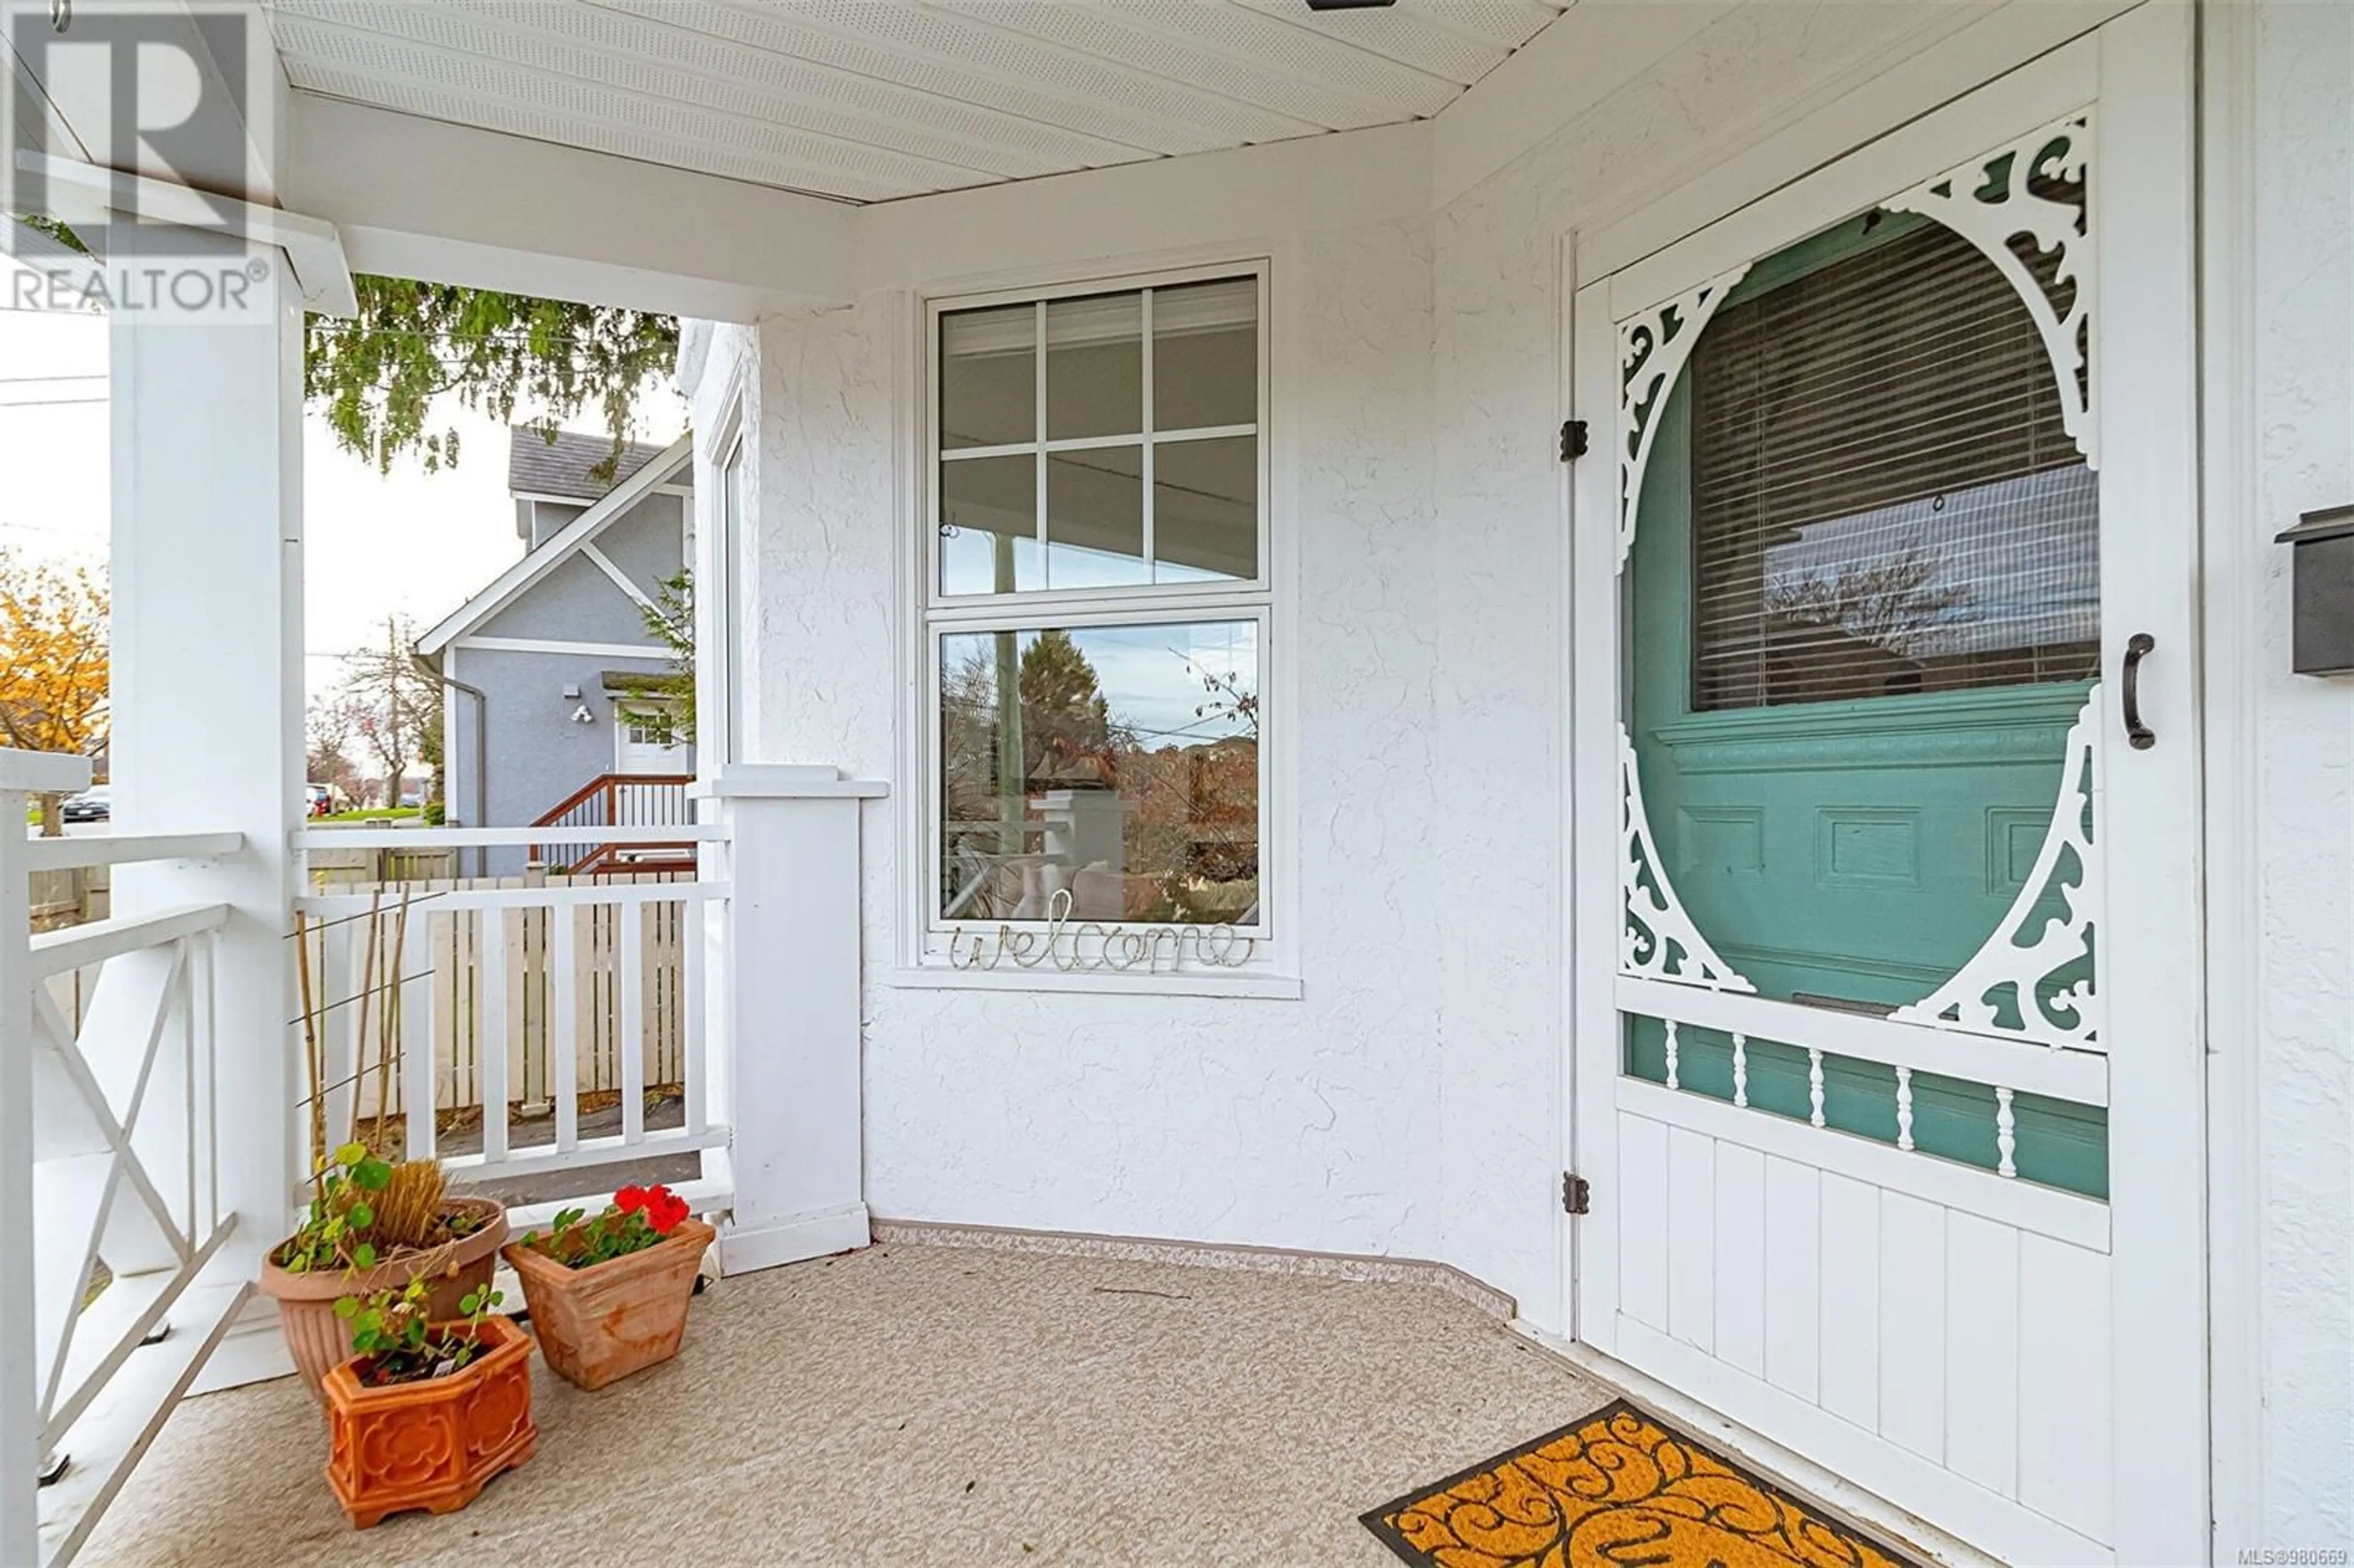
[1, 752, 94, 1568]
[692, 766, 886, 1274]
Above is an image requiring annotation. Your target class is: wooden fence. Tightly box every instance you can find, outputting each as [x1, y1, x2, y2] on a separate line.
[301, 872, 696, 1117]
[28, 863, 106, 934]
[28, 864, 106, 1038]
[303, 842, 461, 887]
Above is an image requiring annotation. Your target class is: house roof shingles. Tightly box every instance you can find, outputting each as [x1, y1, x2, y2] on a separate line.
[508, 426, 676, 501]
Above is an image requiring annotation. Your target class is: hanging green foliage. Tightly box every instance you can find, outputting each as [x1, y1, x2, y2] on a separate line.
[10, 213, 89, 254]
[303, 276, 677, 478]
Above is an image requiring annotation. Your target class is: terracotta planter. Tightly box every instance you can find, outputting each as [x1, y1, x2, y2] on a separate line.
[502, 1218, 715, 1390]
[322, 1313, 536, 1528]
[260, 1196, 509, 1402]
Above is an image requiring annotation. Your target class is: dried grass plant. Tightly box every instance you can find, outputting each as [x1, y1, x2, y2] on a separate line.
[370, 1160, 449, 1251]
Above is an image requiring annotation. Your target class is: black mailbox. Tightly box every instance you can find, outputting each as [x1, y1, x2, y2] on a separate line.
[2276, 504, 2354, 675]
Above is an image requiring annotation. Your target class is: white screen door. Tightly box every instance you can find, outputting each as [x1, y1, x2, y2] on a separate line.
[1566, 12, 2203, 1566]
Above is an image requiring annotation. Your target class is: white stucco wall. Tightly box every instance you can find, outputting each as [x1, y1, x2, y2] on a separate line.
[2239, 0, 2353, 1547]
[694, 0, 2351, 1536]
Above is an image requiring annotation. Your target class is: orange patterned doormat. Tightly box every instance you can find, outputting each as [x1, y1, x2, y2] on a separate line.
[1362, 1401, 1915, 1568]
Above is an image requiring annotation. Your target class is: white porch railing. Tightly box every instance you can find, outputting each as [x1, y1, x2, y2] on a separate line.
[9, 777, 864, 1564]
[292, 824, 731, 1228]
[303, 872, 698, 1110]
[2, 756, 249, 1568]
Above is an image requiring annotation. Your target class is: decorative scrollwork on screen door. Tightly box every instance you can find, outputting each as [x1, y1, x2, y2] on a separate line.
[1616, 265, 1749, 569]
[1619, 727, 1755, 992]
[1883, 110, 2097, 466]
[1892, 690, 2103, 1049]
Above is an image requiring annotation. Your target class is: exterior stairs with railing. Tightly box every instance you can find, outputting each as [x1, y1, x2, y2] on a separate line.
[532, 774, 697, 877]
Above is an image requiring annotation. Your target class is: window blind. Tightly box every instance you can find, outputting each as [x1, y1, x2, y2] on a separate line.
[1687, 216, 2100, 712]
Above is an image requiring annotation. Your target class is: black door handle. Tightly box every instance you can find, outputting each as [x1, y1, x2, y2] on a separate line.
[2122, 633, 2156, 750]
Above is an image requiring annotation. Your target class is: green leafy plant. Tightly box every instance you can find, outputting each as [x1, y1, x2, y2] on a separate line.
[333, 1274, 505, 1387]
[273, 1142, 479, 1274]
[275, 1143, 394, 1274]
[518, 1184, 691, 1271]
[616, 570, 695, 745]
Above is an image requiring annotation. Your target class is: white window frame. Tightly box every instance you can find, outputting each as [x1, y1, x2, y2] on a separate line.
[706, 416, 745, 769]
[907, 260, 1286, 986]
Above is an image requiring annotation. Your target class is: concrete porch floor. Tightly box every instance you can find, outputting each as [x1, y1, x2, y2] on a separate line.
[82, 1243, 1616, 1566]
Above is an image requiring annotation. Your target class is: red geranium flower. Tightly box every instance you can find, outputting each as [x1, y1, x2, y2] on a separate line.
[647, 1187, 689, 1235]
[614, 1185, 649, 1214]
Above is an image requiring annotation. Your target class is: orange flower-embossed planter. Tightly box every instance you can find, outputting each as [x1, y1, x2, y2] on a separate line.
[262, 1196, 509, 1403]
[322, 1314, 536, 1529]
[502, 1219, 715, 1390]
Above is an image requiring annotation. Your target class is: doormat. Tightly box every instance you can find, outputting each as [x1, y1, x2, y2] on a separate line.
[1361, 1399, 1914, 1568]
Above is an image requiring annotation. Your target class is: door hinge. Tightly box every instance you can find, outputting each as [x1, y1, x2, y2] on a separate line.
[1559, 419, 1589, 462]
[1562, 1172, 1591, 1216]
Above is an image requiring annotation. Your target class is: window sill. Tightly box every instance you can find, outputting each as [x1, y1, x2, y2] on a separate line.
[885, 965, 1302, 1001]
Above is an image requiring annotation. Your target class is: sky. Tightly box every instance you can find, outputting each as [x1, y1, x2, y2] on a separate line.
[0, 254, 687, 710]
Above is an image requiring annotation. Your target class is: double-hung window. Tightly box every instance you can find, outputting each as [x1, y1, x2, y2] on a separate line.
[924, 266, 1269, 943]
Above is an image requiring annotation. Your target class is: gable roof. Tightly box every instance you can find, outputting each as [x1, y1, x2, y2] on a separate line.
[508, 426, 677, 501]
[420, 433, 694, 658]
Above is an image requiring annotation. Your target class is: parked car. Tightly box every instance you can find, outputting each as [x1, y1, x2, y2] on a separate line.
[61, 785, 110, 823]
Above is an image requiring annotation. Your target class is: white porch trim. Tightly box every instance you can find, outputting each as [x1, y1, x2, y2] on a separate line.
[13, 152, 356, 314]
[284, 95, 858, 319]
[715, 1201, 874, 1277]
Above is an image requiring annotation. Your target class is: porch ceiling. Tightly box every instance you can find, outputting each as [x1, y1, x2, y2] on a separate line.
[258, 0, 1572, 205]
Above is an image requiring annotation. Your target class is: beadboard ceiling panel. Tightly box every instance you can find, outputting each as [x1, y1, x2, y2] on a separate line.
[262, 0, 1572, 204]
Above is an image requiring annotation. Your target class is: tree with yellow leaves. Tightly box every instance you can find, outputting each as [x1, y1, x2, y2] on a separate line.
[0, 552, 109, 757]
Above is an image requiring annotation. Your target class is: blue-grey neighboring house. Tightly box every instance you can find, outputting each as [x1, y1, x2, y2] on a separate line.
[420, 427, 696, 875]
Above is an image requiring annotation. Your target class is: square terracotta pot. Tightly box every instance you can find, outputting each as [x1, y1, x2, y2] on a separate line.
[322, 1314, 536, 1528]
[503, 1219, 715, 1390]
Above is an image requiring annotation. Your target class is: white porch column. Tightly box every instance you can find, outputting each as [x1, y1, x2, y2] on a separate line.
[108, 269, 305, 1296]
[693, 765, 885, 1274]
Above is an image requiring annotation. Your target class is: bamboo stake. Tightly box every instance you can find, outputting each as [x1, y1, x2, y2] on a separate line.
[292, 910, 326, 1203]
[351, 888, 383, 1147]
[375, 888, 413, 1151]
